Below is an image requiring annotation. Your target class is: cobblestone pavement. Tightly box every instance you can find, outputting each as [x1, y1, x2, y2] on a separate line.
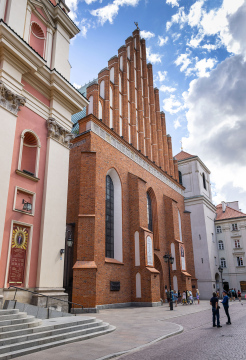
[117, 302, 246, 360]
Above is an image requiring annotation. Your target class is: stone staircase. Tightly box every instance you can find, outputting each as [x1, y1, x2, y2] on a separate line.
[0, 308, 115, 359]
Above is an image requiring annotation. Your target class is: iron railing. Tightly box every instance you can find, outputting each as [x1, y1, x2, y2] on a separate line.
[8, 285, 83, 318]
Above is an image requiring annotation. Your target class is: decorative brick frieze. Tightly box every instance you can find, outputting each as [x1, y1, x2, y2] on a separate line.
[47, 118, 75, 148]
[0, 81, 26, 115]
[88, 119, 183, 195]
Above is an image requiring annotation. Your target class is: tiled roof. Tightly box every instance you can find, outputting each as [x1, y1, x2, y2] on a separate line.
[175, 151, 196, 161]
[216, 204, 246, 221]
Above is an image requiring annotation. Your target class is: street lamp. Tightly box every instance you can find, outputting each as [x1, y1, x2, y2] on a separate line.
[163, 253, 174, 310]
[218, 265, 223, 298]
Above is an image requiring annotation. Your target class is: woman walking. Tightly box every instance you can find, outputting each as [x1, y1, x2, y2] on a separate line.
[196, 289, 200, 305]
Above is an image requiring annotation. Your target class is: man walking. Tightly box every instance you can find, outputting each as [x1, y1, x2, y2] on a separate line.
[221, 290, 231, 324]
[210, 292, 222, 328]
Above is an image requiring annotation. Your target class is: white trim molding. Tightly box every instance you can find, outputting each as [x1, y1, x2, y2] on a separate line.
[86, 120, 183, 196]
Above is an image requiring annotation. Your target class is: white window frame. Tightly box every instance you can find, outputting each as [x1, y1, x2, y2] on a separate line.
[237, 257, 244, 266]
[218, 240, 224, 250]
[235, 239, 241, 248]
[17, 129, 41, 178]
[221, 258, 226, 268]
[232, 223, 238, 231]
[216, 226, 222, 233]
[13, 186, 36, 216]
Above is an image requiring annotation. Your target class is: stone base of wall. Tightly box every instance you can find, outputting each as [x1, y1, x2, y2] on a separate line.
[72, 301, 163, 314]
[32, 288, 69, 313]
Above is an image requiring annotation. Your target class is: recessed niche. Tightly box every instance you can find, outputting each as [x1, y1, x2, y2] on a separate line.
[13, 187, 35, 216]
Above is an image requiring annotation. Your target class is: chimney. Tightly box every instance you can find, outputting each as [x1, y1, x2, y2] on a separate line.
[222, 201, 226, 212]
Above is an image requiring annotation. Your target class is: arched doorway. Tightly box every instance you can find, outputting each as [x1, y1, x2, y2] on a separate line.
[154, 254, 164, 300]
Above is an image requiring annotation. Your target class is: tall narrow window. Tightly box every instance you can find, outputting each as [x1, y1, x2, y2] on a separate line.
[202, 172, 206, 190]
[147, 192, 153, 232]
[221, 258, 226, 268]
[218, 240, 224, 250]
[237, 257, 243, 266]
[178, 210, 182, 242]
[178, 171, 183, 185]
[105, 175, 114, 258]
[216, 226, 222, 233]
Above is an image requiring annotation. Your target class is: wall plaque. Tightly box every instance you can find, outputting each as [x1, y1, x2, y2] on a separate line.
[8, 225, 29, 285]
[110, 281, 120, 291]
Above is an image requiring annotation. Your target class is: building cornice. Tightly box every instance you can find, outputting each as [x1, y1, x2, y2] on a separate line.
[0, 81, 26, 115]
[215, 216, 246, 224]
[47, 118, 75, 148]
[178, 156, 211, 174]
[184, 195, 217, 213]
[75, 116, 184, 196]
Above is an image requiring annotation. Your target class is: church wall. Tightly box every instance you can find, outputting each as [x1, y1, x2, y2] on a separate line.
[68, 120, 196, 308]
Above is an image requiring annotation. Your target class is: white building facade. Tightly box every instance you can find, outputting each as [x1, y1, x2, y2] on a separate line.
[175, 151, 219, 299]
[215, 201, 246, 294]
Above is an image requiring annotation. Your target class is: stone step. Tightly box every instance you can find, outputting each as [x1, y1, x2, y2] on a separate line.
[0, 325, 115, 360]
[0, 310, 19, 316]
[0, 315, 35, 328]
[0, 322, 112, 354]
[0, 319, 103, 344]
[0, 319, 42, 333]
[0, 316, 96, 339]
[0, 313, 27, 322]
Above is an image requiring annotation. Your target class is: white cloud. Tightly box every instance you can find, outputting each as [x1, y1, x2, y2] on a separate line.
[182, 54, 246, 211]
[167, 0, 246, 57]
[66, 0, 79, 21]
[194, 57, 217, 77]
[187, 0, 204, 27]
[163, 95, 183, 114]
[146, 47, 162, 64]
[73, 83, 81, 89]
[79, 18, 91, 37]
[166, 7, 187, 31]
[157, 70, 167, 82]
[91, 0, 140, 25]
[159, 85, 176, 93]
[84, 0, 98, 4]
[158, 36, 168, 46]
[202, 43, 219, 51]
[174, 119, 181, 129]
[140, 30, 155, 40]
[175, 53, 191, 73]
[166, 0, 180, 8]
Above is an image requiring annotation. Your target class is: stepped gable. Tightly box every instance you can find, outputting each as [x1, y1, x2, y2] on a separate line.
[216, 204, 246, 221]
[175, 150, 196, 161]
[84, 28, 179, 181]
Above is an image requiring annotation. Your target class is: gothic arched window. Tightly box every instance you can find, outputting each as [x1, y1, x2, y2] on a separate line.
[105, 175, 114, 258]
[147, 192, 153, 232]
[105, 169, 123, 261]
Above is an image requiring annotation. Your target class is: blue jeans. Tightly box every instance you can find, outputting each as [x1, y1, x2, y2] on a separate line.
[212, 308, 220, 326]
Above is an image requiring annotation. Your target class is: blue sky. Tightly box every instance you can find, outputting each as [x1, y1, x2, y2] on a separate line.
[67, 0, 246, 211]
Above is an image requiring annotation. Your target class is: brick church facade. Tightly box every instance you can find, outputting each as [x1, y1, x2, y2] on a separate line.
[67, 29, 197, 309]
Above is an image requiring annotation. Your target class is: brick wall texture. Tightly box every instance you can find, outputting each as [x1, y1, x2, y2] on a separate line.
[67, 29, 197, 308]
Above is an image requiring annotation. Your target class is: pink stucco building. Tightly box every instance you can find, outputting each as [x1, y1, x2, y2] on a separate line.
[0, 0, 88, 308]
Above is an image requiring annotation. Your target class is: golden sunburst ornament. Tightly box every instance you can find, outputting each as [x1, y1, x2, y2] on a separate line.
[12, 226, 28, 250]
